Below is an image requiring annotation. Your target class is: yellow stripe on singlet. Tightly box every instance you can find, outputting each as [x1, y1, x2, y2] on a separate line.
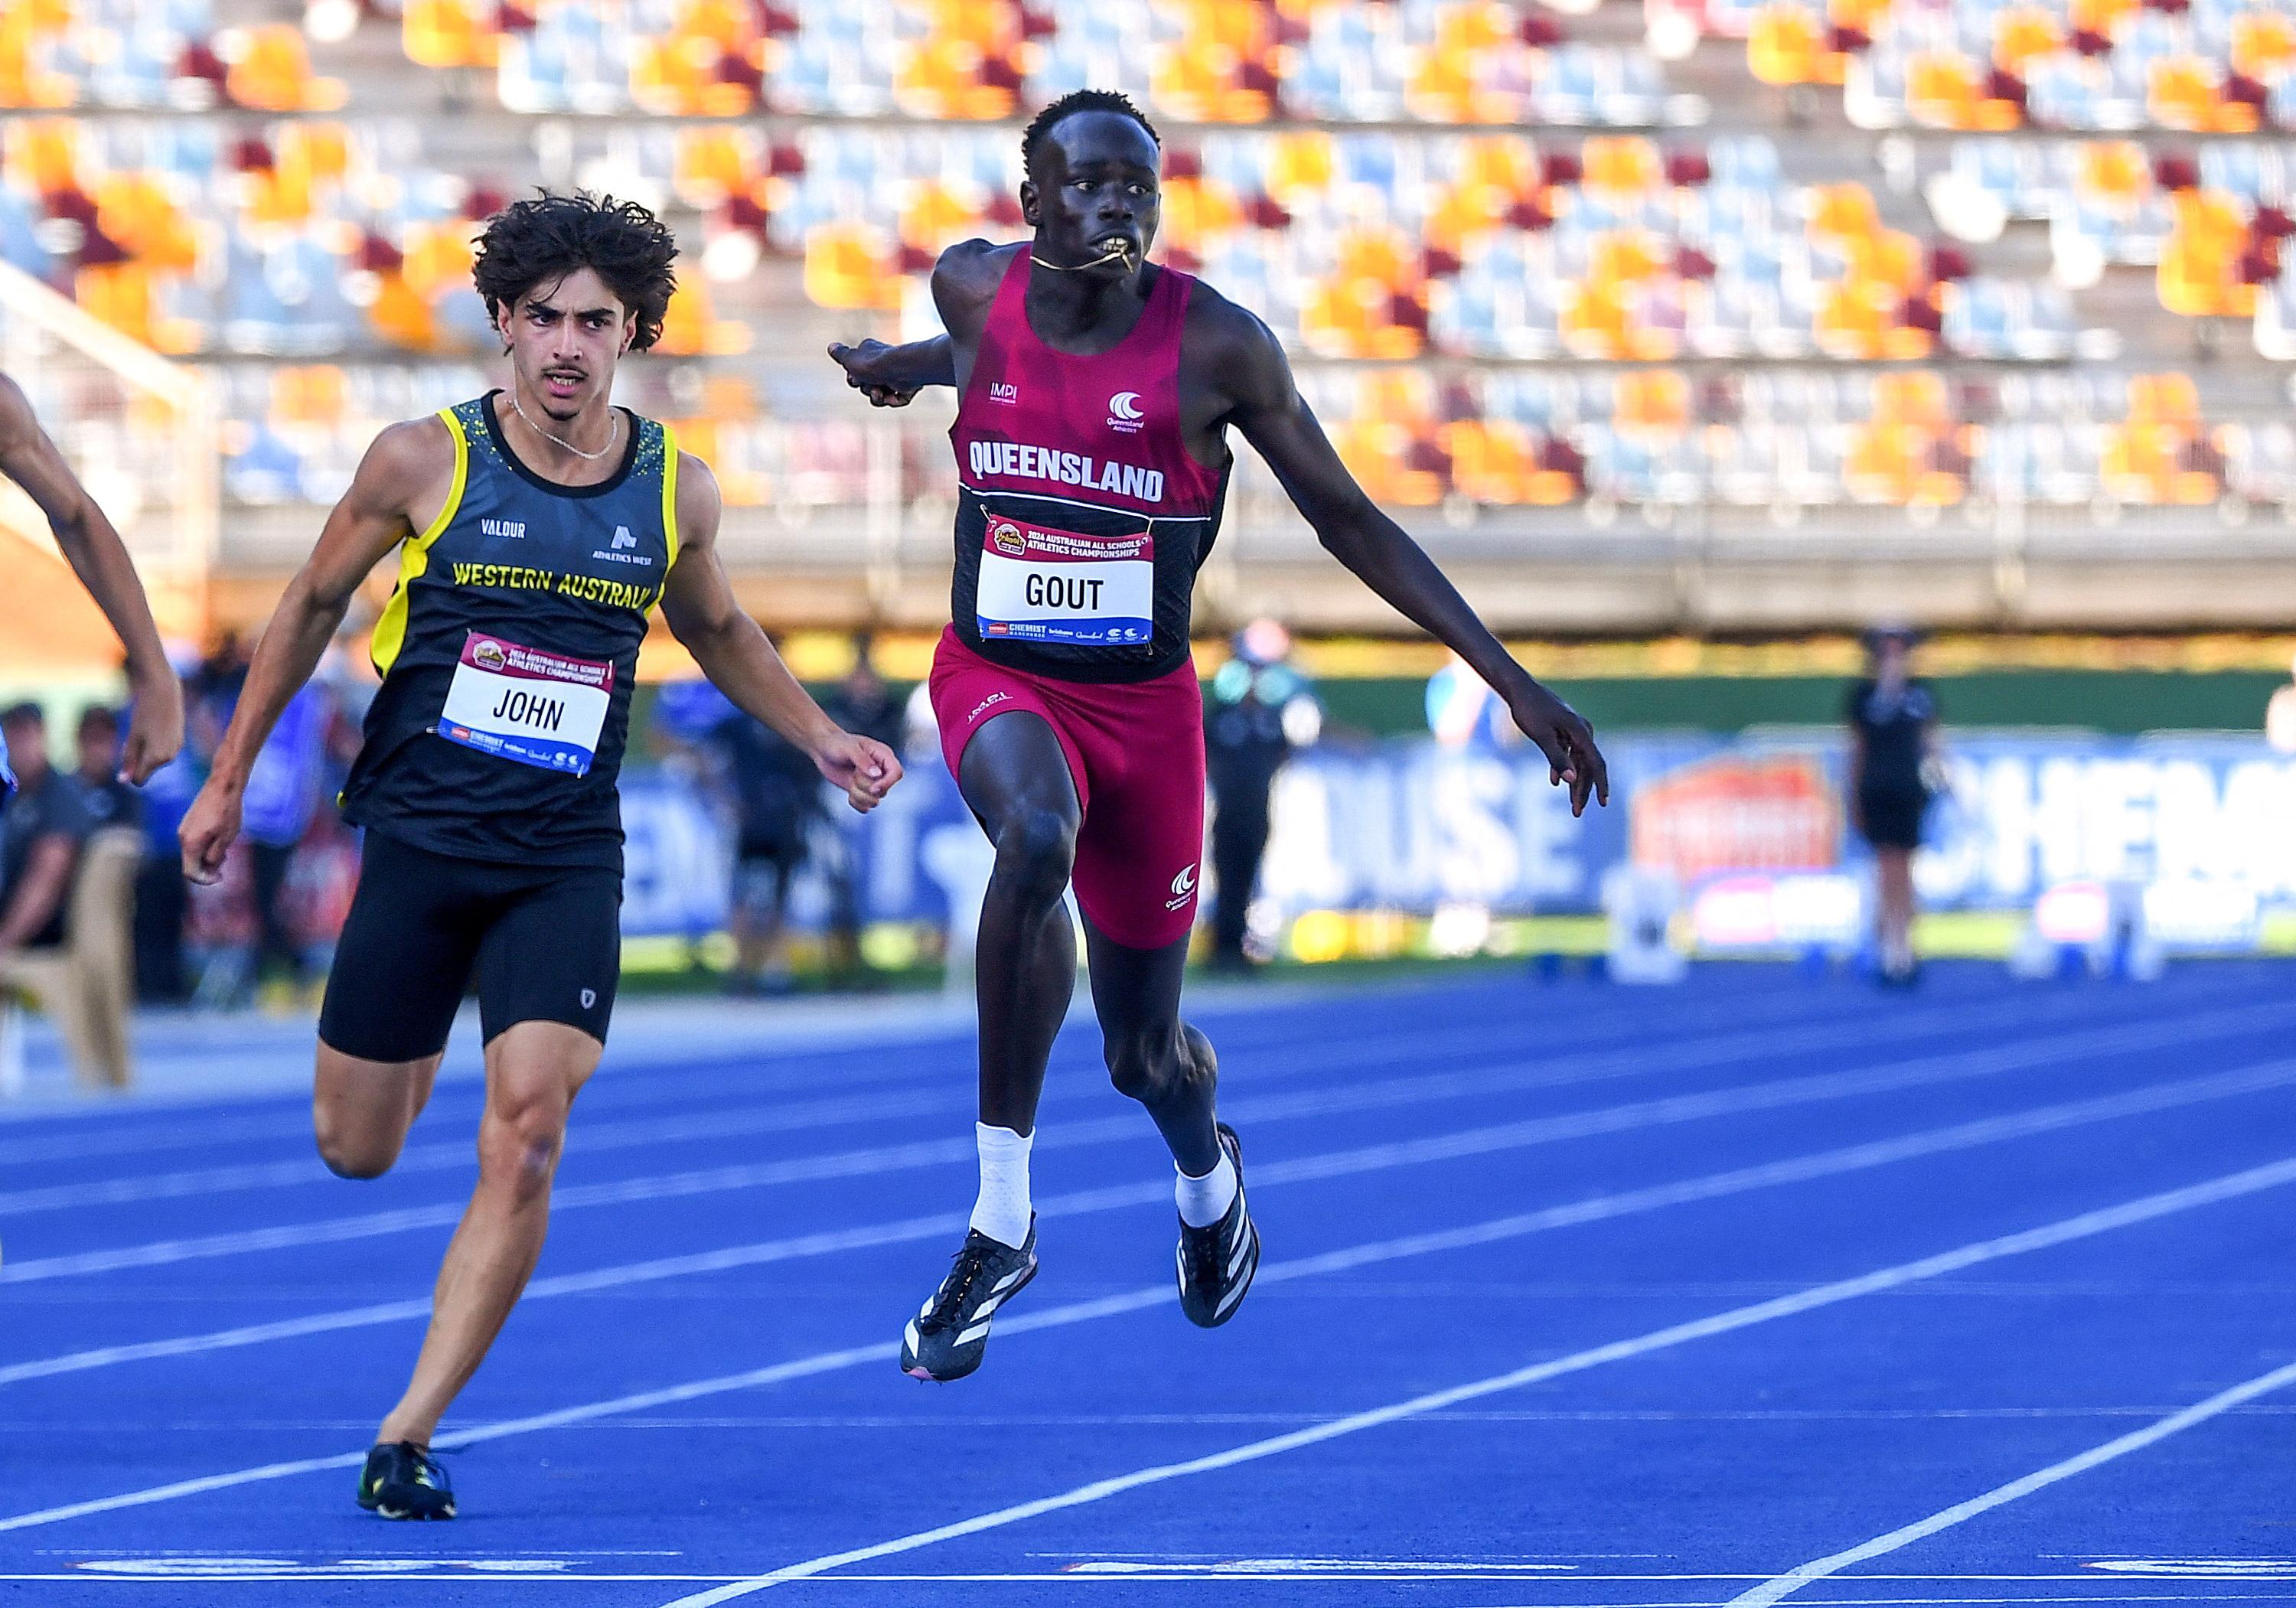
[658, 421, 681, 581]
[369, 406, 470, 677]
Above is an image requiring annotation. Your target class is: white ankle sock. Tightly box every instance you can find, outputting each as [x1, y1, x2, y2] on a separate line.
[1176, 1150, 1238, 1228]
[969, 1123, 1033, 1248]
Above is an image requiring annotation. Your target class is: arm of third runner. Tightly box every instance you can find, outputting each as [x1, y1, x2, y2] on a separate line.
[1213, 307, 1609, 814]
[657, 452, 901, 811]
[826, 335, 955, 407]
[178, 418, 448, 882]
[0, 373, 184, 783]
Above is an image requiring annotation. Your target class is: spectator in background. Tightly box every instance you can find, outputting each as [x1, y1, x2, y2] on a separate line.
[73, 706, 141, 832]
[0, 704, 92, 954]
[1205, 620, 1321, 973]
[1847, 625, 1940, 987]
[714, 702, 825, 996]
[130, 661, 202, 1003]
[236, 681, 334, 1004]
[819, 636, 905, 986]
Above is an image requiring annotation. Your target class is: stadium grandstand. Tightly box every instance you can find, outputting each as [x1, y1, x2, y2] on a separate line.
[6, 0, 2296, 646]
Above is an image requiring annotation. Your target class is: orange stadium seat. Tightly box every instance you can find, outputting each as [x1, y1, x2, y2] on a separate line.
[654, 280, 751, 357]
[223, 26, 347, 113]
[1616, 370, 1692, 435]
[1582, 137, 1665, 205]
[1159, 172, 1244, 258]
[5, 117, 81, 196]
[1263, 131, 1336, 206]
[1905, 50, 2020, 130]
[73, 261, 155, 344]
[2158, 190, 2255, 318]
[0, 3, 76, 110]
[92, 174, 197, 272]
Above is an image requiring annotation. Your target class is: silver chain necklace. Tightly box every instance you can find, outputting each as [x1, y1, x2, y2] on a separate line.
[509, 387, 620, 462]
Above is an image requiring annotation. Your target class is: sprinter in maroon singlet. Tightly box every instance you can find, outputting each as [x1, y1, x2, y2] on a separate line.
[832, 90, 1609, 1382]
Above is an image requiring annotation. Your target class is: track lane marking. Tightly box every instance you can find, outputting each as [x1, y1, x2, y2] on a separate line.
[1725, 1362, 2296, 1608]
[1, 1062, 2288, 1529]
[651, 1156, 2296, 1605]
[4, 990, 2271, 1283]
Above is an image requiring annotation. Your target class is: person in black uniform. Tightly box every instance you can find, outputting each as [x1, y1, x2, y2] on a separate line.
[1846, 625, 1939, 986]
[178, 195, 901, 1520]
[1204, 619, 1319, 972]
[819, 637, 906, 984]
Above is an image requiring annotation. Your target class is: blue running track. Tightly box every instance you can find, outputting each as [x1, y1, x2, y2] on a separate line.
[0, 961, 2291, 1605]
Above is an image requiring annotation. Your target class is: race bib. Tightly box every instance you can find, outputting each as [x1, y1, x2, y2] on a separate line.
[976, 518, 1153, 647]
[436, 632, 613, 777]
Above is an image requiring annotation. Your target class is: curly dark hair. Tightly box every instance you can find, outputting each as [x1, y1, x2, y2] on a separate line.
[1020, 89, 1160, 177]
[471, 193, 680, 353]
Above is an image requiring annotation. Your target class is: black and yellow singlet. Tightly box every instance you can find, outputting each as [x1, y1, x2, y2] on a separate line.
[339, 391, 678, 869]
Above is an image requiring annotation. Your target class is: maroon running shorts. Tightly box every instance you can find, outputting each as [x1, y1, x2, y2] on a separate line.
[928, 625, 1205, 950]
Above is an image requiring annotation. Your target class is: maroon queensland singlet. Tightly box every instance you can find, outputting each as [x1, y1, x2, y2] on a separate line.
[929, 250, 1228, 948]
[947, 252, 1231, 684]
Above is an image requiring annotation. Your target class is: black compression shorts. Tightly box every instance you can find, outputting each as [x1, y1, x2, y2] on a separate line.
[318, 829, 622, 1063]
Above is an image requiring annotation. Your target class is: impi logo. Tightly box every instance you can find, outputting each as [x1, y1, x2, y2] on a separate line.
[1165, 862, 1198, 910]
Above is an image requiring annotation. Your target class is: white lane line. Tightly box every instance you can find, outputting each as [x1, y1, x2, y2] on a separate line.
[0, 974, 1744, 1162]
[1724, 1361, 2296, 1608]
[2, 989, 2261, 1281]
[654, 1156, 2296, 1606]
[2, 1064, 2286, 1530]
[5, 1052, 2289, 1389]
[0, 970, 2070, 1211]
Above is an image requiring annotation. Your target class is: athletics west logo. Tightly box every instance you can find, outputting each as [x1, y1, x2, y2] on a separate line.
[1106, 390, 1144, 434]
[593, 524, 652, 566]
[988, 520, 1027, 557]
[1165, 863, 1199, 910]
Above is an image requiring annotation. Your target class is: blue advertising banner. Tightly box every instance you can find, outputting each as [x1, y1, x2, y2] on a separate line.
[610, 732, 2296, 938]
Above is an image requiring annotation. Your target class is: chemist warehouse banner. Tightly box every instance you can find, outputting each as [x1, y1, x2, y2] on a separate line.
[610, 733, 2296, 937]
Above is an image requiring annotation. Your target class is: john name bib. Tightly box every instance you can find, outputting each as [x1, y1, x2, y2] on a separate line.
[437, 631, 613, 777]
[974, 518, 1153, 647]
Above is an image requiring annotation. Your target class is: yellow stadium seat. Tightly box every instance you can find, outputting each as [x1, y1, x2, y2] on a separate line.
[673, 129, 755, 207]
[899, 179, 980, 253]
[1844, 227, 1923, 292]
[1905, 50, 2017, 129]
[1442, 418, 1533, 505]
[2231, 11, 2296, 82]
[654, 280, 752, 357]
[1159, 174, 1244, 256]
[1991, 7, 2060, 73]
[5, 118, 80, 195]
[1872, 370, 1950, 430]
[1828, 0, 1893, 36]
[804, 223, 902, 311]
[1749, 5, 1843, 86]
[93, 174, 197, 272]
[2149, 56, 2251, 134]
[403, 0, 501, 70]
[2074, 140, 2150, 206]
[1616, 370, 1692, 435]
[1582, 137, 1664, 204]
[370, 270, 439, 352]
[271, 366, 348, 428]
[1264, 131, 1336, 205]
[2128, 371, 2201, 429]
[401, 220, 476, 301]
[2158, 193, 2255, 318]
[1807, 182, 1880, 243]
[2068, 0, 2138, 38]
[0, 7, 77, 110]
[72, 263, 153, 345]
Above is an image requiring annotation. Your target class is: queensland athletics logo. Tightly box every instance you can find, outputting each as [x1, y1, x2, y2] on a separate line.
[1165, 863, 1199, 910]
[1107, 391, 1144, 434]
[989, 520, 1027, 557]
[471, 639, 507, 672]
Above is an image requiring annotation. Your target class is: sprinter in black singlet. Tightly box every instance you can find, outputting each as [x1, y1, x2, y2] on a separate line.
[178, 196, 901, 1519]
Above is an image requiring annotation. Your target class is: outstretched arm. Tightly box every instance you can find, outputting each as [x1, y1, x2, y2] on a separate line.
[179, 419, 445, 882]
[827, 336, 954, 407]
[657, 454, 900, 811]
[1217, 311, 1608, 813]
[0, 373, 183, 783]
